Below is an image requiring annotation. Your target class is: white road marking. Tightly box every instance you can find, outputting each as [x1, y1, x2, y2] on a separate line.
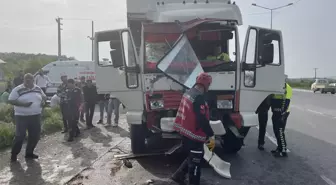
[307, 109, 325, 115]
[292, 89, 312, 93]
[321, 175, 336, 185]
[256, 126, 290, 153]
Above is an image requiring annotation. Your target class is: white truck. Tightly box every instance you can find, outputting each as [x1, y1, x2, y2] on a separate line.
[94, 0, 285, 154]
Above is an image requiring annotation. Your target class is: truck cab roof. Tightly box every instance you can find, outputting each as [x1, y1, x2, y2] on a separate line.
[127, 0, 242, 25]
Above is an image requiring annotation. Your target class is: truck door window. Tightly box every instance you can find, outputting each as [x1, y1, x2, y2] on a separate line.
[244, 29, 257, 87]
[98, 41, 113, 66]
[121, 31, 139, 88]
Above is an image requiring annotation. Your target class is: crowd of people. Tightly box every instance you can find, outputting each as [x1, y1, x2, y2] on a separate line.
[0, 70, 122, 162]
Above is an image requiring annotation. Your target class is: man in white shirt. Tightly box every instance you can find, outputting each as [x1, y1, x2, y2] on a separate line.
[7, 73, 46, 162]
[34, 70, 50, 93]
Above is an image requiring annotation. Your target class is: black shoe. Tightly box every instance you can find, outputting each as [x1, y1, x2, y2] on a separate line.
[258, 144, 265, 151]
[25, 153, 39, 159]
[80, 118, 85, 122]
[10, 155, 17, 162]
[272, 151, 288, 158]
[86, 125, 94, 130]
[271, 148, 280, 154]
[171, 174, 186, 185]
[67, 137, 74, 142]
[97, 120, 103, 124]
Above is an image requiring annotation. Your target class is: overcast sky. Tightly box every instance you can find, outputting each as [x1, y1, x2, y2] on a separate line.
[0, 0, 334, 78]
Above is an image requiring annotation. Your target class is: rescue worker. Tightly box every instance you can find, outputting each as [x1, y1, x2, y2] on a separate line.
[171, 72, 215, 185]
[64, 79, 82, 142]
[57, 74, 68, 133]
[206, 45, 231, 62]
[270, 82, 292, 157]
[256, 94, 272, 150]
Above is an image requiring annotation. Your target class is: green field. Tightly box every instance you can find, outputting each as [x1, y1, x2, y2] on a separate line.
[0, 81, 5, 92]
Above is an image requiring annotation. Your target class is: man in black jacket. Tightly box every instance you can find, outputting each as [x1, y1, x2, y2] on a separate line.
[64, 79, 82, 141]
[82, 80, 97, 129]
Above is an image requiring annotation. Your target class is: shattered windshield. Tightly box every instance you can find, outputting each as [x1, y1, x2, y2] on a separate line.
[157, 34, 204, 89]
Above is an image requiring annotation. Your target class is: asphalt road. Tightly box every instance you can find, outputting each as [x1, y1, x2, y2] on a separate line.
[68, 89, 336, 185]
[1, 90, 336, 185]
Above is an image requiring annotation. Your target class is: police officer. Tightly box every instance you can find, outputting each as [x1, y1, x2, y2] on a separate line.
[171, 72, 215, 185]
[64, 79, 82, 142]
[270, 83, 292, 157]
[57, 74, 68, 133]
[256, 94, 272, 150]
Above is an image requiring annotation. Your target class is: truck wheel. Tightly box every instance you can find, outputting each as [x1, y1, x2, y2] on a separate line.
[220, 128, 243, 154]
[130, 124, 147, 154]
[332, 91, 335, 94]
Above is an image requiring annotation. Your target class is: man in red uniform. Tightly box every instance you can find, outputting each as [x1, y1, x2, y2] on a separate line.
[172, 72, 215, 185]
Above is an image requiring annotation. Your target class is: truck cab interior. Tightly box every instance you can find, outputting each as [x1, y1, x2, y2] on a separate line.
[143, 21, 237, 73]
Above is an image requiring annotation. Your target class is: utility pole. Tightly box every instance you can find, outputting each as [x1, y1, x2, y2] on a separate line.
[91, 21, 94, 61]
[56, 17, 63, 60]
[313, 68, 318, 79]
[252, 3, 294, 29]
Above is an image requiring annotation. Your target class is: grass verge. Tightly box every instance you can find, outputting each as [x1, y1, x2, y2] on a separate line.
[0, 104, 63, 149]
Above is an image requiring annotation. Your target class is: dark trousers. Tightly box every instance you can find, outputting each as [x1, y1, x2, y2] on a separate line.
[60, 103, 68, 130]
[258, 111, 269, 145]
[41, 87, 46, 94]
[272, 112, 290, 152]
[67, 110, 80, 139]
[173, 137, 204, 185]
[11, 115, 41, 156]
[85, 103, 95, 127]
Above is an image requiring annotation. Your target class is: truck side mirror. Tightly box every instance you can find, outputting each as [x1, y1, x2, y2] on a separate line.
[259, 43, 274, 65]
[110, 41, 124, 68]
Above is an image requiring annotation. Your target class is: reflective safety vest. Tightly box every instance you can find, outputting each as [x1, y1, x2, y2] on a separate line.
[272, 83, 292, 113]
[174, 88, 209, 143]
[285, 83, 292, 112]
[206, 53, 231, 62]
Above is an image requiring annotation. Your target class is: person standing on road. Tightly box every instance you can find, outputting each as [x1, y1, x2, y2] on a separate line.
[171, 72, 215, 185]
[270, 83, 292, 157]
[57, 74, 68, 133]
[34, 70, 51, 94]
[82, 79, 97, 129]
[64, 79, 82, 141]
[107, 95, 121, 127]
[13, 70, 24, 87]
[7, 73, 46, 162]
[76, 76, 87, 122]
[256, 94, 272, 150]
[97, 94, 109, 124]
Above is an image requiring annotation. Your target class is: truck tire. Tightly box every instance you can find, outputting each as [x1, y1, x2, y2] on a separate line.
[220, 128, 243, 154]
[130, 124, 147, 154]
[332, 90, 335, 94]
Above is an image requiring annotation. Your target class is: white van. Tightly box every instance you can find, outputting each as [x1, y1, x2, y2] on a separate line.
[39, 60, 95, 99]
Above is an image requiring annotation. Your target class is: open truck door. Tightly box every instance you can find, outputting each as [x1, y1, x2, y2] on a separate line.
[94, 29, 144, 122]
[239, 26, 285, 127]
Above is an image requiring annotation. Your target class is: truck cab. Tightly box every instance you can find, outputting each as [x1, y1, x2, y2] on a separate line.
[94, 0, 285, 154]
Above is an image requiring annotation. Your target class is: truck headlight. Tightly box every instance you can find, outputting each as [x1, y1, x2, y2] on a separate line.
[150, 100, 164, 109]
[217, 100, 233, 109]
